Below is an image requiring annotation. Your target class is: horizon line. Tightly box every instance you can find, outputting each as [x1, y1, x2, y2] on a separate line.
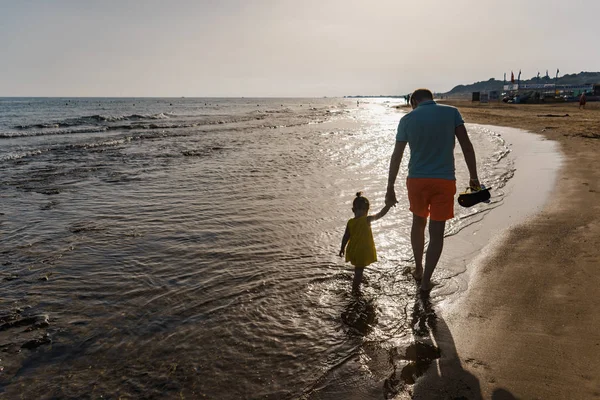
[0, 95, 412, 99]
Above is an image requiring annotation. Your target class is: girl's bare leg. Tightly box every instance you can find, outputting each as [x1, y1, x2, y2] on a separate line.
[352, 267, 365, 294]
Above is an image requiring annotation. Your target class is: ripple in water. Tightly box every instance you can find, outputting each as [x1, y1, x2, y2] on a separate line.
[0, 97, 513, 398]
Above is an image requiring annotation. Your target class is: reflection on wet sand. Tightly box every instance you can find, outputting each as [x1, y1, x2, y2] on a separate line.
[304, 286, 519, 399]
[408, 291, 482, 399]
[403, 288, 517, 400]
[341, 297, 378, 337]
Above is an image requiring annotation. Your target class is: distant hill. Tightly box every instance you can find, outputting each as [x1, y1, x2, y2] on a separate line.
[444, 71, 600, 95]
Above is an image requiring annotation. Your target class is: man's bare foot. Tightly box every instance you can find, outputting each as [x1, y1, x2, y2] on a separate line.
[411, 267, 423, 281]
[403, 266, 423, 281]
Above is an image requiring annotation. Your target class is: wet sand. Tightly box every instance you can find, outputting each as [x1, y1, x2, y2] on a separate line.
[420, 101, 600, 399]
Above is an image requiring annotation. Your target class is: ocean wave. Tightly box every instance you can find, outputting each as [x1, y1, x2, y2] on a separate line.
[74, 138, 130, 149]
[0, 149, 47, 162]
[0, 127, 110, 138]
[14, 113, 174, 130]
[1, 115, 296, 139]
[0, 123, 207, 139]
[0, 137, 135, 162]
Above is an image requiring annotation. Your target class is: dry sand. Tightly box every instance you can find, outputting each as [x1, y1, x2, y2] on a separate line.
[415, 101, 600, 399]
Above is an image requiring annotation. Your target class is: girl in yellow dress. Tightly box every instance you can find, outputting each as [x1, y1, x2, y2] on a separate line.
[339, 192, 391, 294]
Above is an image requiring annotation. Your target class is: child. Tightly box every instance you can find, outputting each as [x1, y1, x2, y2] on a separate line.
[339, 192, 392, 294]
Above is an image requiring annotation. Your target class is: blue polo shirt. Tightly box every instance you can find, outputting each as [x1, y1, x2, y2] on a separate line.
[396, 100, 464, 180]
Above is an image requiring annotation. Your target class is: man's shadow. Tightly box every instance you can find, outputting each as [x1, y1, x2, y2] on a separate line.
[385, 289, 517, 400]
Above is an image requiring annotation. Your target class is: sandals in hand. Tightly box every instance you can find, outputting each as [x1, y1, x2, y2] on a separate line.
[458, 185, 492, 208]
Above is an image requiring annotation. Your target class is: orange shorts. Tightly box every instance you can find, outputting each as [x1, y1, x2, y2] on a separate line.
[406, 178, 456, 221]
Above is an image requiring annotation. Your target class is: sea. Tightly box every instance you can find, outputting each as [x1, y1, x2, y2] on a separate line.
[0, 97, 513, 398]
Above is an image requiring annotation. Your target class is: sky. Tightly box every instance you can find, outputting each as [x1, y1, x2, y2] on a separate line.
[1, 0, 599, 97]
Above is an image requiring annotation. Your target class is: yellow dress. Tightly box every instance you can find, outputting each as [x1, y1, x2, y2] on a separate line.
[345, 216, 377, 267]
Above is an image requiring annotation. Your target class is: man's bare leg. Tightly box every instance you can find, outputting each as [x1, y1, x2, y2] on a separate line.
[421, 219, 446, 291]
[411, 214, 427, 280]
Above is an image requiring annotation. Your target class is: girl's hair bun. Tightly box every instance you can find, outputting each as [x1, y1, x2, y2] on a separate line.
[352, 191, 369, 210]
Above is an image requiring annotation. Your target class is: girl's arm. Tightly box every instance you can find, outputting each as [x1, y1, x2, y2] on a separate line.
[339, 226, 350, 257]
[367, 204, 392, 223]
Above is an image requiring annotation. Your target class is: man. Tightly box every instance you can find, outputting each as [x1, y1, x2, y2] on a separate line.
[579, 92, 587, 109]
[385, 89, 480, 292]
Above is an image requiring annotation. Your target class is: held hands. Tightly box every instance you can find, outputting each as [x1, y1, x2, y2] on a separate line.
[385, 188, 398, 207]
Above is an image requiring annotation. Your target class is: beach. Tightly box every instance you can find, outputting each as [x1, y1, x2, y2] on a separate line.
[3, 1, 598, 398]
[418, 101, 600, 399]
[0, 97, 597, 398]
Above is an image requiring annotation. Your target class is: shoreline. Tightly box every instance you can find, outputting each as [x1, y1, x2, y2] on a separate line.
[436, 124, 562, 305]
[416, 101, 600, 399]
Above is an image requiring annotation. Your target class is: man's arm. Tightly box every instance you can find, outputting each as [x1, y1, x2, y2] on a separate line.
[385, 141, 407, 206]
[455, 124, 480, 188]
